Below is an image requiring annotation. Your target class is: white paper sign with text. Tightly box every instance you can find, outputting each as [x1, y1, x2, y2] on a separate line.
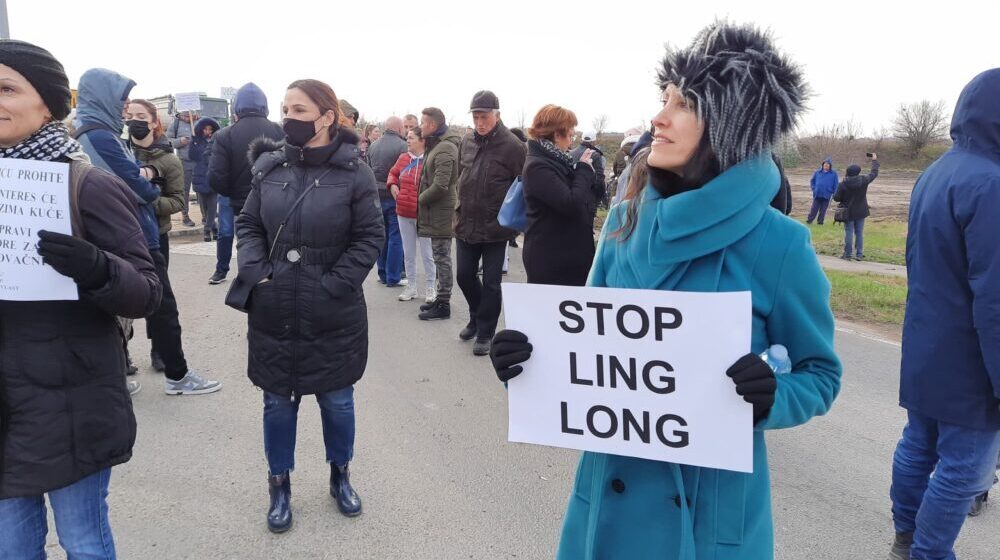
[0, 159, 77, 301]
[502, 283, 753, 472]
[174, 92, 202, 112]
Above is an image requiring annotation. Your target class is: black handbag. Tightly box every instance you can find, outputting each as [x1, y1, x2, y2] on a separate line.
[834, 206, 849, 223]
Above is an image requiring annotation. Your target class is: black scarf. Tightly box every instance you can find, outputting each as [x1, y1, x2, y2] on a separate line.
[535, 139, 576, 169]
[0, 121, 82, 161]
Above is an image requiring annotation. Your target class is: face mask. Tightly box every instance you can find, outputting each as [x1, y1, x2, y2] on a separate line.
[127, 120, 151, 140]
[283, 117, 323, 147]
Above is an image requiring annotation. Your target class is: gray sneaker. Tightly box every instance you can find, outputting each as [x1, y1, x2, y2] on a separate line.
[165, 370, 222, 396]
[127, 380, 141, 396]
[888, 532, 912, 560]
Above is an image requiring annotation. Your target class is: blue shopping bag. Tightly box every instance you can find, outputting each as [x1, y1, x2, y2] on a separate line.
[498, 176, 527, 232]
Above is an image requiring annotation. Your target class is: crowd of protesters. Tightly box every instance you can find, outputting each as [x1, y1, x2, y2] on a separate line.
[0, 23, 997, 560]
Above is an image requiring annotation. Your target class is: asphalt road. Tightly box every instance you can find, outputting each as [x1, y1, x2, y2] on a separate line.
[43, 241, 998, 560]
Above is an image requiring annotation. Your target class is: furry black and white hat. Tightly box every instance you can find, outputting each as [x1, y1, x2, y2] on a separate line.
[658, 21, 808, 170]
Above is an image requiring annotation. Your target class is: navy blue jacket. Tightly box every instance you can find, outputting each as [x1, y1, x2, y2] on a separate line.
[75, 68, 161, 250]
[900, 69, 1000, 430]
[190, 117, 220, 194]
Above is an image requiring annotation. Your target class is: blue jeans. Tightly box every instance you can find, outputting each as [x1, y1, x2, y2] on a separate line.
[890, 410, 1000, 560]
[376, 198, 403, 285]
[0, 468, 116, 560]
[843, 218, 865, 257]
[262, 387, 355, 475]
[216, 196, 235, 274]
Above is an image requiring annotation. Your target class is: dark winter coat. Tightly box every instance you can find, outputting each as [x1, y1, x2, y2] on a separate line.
[900, 69, 1000, 430]
[454, 123, 526, 244]
[366, 130, 407, 200]
[228, 131, 384, 397]
[770, 152, 793, 215]
[388, 152, 423, 219]
[833, 160, 880, 221]
[417, 129, 462, 238]
[522, 140, 600, 286]
[207, 115, 285, 210]
[0, 159, 162, 499]
[190, 117, 221, 194]
[133, 136, 185, 233]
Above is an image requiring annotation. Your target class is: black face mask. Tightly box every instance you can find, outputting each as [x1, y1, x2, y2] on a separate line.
[283, 117, 322, 147]
[127, 120, 151, 140]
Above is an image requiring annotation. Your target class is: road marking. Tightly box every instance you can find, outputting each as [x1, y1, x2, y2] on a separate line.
[835, 324, 901, 348]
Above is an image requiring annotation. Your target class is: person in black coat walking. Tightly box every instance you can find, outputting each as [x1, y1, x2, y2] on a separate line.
[833, 154, 880, 260]
[207, 82, 285, 285]
[0, 40, 161, 559]
[227, 79, 384, 533]
[521, 104, 602, 286]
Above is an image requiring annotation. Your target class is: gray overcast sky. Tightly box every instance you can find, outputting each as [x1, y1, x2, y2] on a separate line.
[9, 0, 999, 135]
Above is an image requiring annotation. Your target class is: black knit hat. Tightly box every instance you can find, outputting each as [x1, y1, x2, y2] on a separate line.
[0, 40, 72, 121]
[657, 21, 808, 170]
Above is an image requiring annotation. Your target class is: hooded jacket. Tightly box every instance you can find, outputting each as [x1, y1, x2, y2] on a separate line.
[0, 156, 162, 498]
[417, 128, 463, 238]
[809, 158, 839, 199]
[74, 68, 162, 250]
[558, 153, 841, 559]
[455, 122, 526, 243]
[900, 68, 1000, 431]
[132, 136, 186, 233]
[190, 117, 220, 194]
[832, 160, 880, 221]
[228, 131, 384, 396]
[207, 84, 285, 210]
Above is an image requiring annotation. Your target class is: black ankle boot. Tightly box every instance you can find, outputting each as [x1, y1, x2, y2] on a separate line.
[330, 463, 362, 517]
[267, 473, 292, 533]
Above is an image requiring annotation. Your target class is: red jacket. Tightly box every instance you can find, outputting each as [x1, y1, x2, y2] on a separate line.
[388, 152, 424, 219]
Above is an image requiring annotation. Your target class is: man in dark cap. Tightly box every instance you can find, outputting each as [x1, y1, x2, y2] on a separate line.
[207, 82, 284, 285]
[454, 90, 526, 356]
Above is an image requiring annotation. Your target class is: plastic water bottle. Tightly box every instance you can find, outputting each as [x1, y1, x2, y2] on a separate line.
[760, 344, 792, 374]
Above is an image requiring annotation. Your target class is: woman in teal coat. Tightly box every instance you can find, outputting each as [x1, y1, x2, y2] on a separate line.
[490, 22, 842, 559]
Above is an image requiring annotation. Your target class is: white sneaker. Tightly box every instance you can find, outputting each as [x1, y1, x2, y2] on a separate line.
[399, 278, 409, 286]
[424, 290, 436, 304]
[165, 370, 222, 396]
[398, 286, 418, 301]
[127, 380, 141, 396]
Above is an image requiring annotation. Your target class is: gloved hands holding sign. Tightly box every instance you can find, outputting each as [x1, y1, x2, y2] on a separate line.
[490, 330, 533, 382]
[726, 353, 777, 424]
[37, 230, 109, 290]
[493, 329, 779, 424]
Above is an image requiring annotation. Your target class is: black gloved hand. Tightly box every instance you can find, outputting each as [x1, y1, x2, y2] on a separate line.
[490, 330, 533, 383]
[726, 353, 777, 424]
[37, 230, 109, 290]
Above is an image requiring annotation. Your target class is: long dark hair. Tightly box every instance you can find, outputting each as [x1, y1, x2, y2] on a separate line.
[613, 130, 720, 241]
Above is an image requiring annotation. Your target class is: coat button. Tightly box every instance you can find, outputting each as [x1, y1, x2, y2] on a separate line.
[673, 495, 682, 507]
[611, 479, 625, 493]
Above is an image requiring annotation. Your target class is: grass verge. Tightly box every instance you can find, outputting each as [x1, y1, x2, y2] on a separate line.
[826, 270, 907, 325]
[803, 219, 908, 265]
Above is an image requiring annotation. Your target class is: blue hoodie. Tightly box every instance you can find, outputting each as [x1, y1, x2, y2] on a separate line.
[75, 68, 162, 250]
[809, 157, 839, 199]
[901, 68, 1000, 430]
[233, 82, 269, 117]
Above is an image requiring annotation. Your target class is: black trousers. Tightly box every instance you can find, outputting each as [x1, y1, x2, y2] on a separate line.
[146, 249, 189, 380]
[147, 233, 170, 349]
[455, 239, 507, 340]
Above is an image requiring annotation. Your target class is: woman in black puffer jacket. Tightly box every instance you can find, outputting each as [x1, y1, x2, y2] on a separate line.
[0, 40, 161, 559]
[227, 79, 384, 533]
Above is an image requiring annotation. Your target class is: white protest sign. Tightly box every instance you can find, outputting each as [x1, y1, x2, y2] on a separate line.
[502, 283, 753, 473]
[0, 159, 78, 301]
[174, 92, 202, 112]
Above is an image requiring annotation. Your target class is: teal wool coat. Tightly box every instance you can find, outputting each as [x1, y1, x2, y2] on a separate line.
[558, 154, 842, 560]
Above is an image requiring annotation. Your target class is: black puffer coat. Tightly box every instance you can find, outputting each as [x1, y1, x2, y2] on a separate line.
[227, 131, 384, 397]
[833, 160, 880, 221]
[0, 160, 161, 499]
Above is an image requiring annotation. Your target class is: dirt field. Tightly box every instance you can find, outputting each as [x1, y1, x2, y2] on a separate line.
[786, 168, 920, 222]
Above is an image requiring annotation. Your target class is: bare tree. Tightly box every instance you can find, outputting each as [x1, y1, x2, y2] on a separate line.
[842, 117, 863, 143]
[892, 100, 949, 157]
[516, 109, 526, 130]
[872, 126, 891, 152]
[592, 114, 609, 138]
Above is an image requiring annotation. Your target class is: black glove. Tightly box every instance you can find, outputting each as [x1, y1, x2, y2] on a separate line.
[726, 353, 777, 424]
[490, 330, 533, 383]
[37, 230, 109, 290]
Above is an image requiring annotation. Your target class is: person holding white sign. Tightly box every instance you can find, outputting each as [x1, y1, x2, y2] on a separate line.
[0, 40, 162, 560]
[491, 22, 842, 559]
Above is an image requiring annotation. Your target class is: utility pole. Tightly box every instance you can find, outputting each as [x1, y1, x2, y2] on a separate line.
[0, 0, 9, 40]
